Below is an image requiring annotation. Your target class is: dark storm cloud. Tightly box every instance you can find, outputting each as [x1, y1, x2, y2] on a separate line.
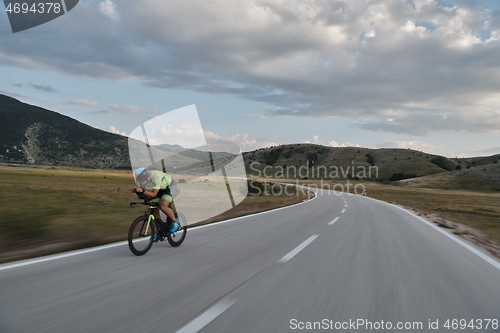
[29, 83, 58, 93]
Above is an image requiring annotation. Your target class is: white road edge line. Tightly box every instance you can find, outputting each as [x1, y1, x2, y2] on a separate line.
[278, 235, 319, 263]
[393, 204, 500, 270]
[361, 195, 500, 271]
[328, 217, 340, 225]
[0, 186, 319, 271]
[0, 241, 129, 271]
[341, 208, 346, 213]
[175, 299, 236, 333]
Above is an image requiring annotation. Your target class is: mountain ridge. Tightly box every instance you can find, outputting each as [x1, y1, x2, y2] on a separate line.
[0, 94, 130, 169]
[241, 144, 500, 191]
[1, 94, 499, 190]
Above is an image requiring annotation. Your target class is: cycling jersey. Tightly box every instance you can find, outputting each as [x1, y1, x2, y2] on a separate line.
[144, 170, 172, 190]
[143, 170, 173, 202]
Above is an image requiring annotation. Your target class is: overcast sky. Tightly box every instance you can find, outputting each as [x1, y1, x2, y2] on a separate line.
[1, 0, 500, 157]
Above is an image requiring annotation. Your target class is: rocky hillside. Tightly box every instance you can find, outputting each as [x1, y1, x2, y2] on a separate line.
[0, 94, 130, 169]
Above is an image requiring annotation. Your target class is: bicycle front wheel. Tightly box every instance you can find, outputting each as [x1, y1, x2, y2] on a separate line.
[167, 212, 187, 247]
[128, 215, 156, 256]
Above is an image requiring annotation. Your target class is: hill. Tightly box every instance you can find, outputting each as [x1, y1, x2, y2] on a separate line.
[399, 161, 500, 191]
[0, 95, 241, 172]
[2, 94, 499, 190]
[242, 144, 500, 190]
[0, 94, 130, 169]
[244, 144, 454, 179]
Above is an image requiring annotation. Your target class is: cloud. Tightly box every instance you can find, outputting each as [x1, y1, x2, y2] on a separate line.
[29, 83, 58, 93]
[107, 104, 140, 114]
[205, 131, 278, 151]
[107, 104, 165, 119]
[328, 141, 360, 148]
[68, 99, 98, 106]
[479, 146, 500, 154]
[1, 1, 500, 135]
[100, 0, 120, 22]
[357, 107, 500, 135]
[304, 135, 359, 147]
[107, 125, 128, 136]
[304, 135, 322, 145]
[376, 140, 443, 152]
[245, 114, 268, 119]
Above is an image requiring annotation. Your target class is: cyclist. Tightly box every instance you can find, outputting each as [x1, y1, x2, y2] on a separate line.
[131, 167, 181, 233]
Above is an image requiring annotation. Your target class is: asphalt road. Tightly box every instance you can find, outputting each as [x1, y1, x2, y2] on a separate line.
[1, 190, 499, 333]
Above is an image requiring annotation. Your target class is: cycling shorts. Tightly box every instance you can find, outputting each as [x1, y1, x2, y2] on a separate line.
[151, 193, 172, 203]
[151, 187, 173, 203]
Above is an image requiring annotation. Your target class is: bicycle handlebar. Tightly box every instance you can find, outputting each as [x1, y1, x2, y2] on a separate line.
[130, 190, 175, 207]
[130, 191, 153, 207]
[135, 192, 148, 200]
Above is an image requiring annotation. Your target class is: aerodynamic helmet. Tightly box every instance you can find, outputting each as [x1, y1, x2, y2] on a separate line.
[134, 167, 150, 183]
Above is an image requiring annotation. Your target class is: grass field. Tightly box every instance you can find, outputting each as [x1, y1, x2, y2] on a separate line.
[0, 167, 310, 263]
[2, 166, 498, 262]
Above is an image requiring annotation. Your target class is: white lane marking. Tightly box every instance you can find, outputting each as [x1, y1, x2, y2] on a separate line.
[341, 208, 346, 213]
[0, 241, 129, 271]
[0, 189, 319, 271]
[328, 217, 340, 225]
[360, 195, 500, 271]
[176, 299, 236, 333]
[344, 204, 347, 207]
[278, 235, 319, 263]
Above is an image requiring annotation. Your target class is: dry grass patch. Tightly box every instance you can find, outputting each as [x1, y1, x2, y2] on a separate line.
[0, 168, 137, 261]
[0, 169, 311, 263]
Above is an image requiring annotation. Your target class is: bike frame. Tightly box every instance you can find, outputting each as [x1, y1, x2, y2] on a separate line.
[141, 204, 159, 237]
[130, 194, 160, 230]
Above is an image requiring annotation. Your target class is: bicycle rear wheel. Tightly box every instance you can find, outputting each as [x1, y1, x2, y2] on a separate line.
[128, 215, 156, 256]
[166, 212, 187, 247]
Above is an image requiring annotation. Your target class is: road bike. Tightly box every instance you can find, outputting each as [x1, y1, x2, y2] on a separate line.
[128, 192, 187, 256]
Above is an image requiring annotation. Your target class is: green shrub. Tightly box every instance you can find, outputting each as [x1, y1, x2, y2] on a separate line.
[307, 153, 318, 164]
[265, 148, 284, 165]
[389, 173, 418, 181]
[245, 180, 266, 196]
[430, 156, 453, 171]
[366, 154, 374, 166]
